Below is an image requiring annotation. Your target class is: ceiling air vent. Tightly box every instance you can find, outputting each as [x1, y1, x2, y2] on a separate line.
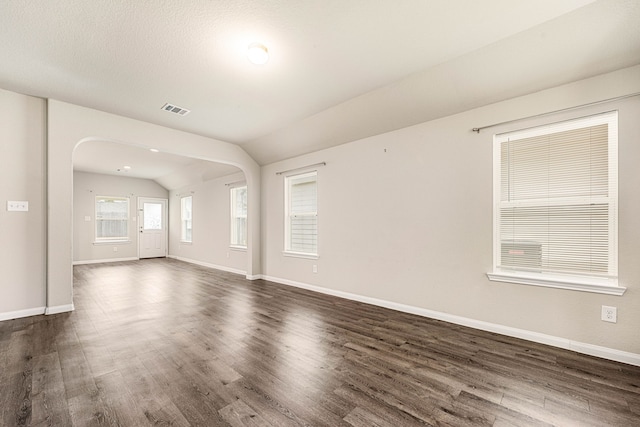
[161, 103, 190, 116]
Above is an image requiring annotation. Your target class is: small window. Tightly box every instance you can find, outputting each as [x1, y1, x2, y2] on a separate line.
[489, 111, 620, 293]
[230, 185, 248, 248]
[285, 171, 318, 256]
[181, 196, 193, 243]
[95, 196, 129, 241]
[143, 202, 163, 230]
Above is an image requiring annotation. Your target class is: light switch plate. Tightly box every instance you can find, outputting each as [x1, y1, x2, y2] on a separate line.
[7, 201, 29, 211]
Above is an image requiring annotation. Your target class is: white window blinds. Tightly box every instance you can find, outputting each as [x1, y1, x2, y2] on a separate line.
[495, 111, 617, 280]
[285, 172, 318, 255]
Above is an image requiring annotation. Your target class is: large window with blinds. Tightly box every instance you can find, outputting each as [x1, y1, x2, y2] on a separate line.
[285, 171, 318, 256]
[95, 196, 129, 242]
[230, 185, 247, 248]
[490, 111, 621, 293]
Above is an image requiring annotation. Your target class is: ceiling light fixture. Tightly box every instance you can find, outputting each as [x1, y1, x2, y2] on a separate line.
[150, 148, 159, 153]
[247, 42, 269, 65]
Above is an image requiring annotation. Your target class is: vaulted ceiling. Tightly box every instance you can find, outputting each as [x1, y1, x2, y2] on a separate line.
[2, 0, 640, 180]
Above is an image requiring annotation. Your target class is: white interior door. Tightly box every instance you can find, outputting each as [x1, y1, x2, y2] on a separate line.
[138, 197, 167, 259]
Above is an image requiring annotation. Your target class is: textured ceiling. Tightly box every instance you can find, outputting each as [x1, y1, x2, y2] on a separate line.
[1, 0, 639, 174]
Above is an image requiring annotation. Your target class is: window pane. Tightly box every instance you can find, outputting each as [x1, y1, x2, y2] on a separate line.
[143, 202, 162, 230]
[500, 204, 609, 274]
[286, 172, 317, 254]
[181, 196, 193, 242]
[501, 124, 608, 202]
[290, 215, 317, 253]
[230, 186, 247, 247]
[96, 197, 129, 240]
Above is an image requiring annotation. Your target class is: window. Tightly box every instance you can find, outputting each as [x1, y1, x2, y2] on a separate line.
[143, 202, 162, 230]
[489, 111, 623, 294]
[181, 196, 193, 242]
[95, 196, 129, 241]
[285, 171, 318, 256]
[230, 185, 247, 248]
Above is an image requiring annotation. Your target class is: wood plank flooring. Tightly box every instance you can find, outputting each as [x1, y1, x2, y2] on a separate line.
[1, 258, 639, 426]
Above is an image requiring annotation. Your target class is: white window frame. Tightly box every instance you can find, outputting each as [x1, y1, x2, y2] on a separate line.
[284, 171, 318, 259]
[487, 111, 625, 295]
[180, 195, 193, 243]
[230, 185, 248, 249]
[94, 196, 130, 243]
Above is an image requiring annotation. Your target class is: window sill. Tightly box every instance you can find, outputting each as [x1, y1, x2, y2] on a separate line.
[283, 251, 319, 260]
[180, 241, 192, 245]
[93, 240, 131, 245]
[229, 245, 247, 252]
[487, 271, 626, 296]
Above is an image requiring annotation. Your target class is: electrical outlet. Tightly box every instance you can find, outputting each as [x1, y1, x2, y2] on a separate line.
[601, 306, 617, 323]
[113, 247, 118, 252]
[7, 201, 29, 211]
[312, 264, 317, 273]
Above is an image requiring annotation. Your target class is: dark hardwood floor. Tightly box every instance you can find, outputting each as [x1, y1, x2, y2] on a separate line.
[1, 259, 639, 426]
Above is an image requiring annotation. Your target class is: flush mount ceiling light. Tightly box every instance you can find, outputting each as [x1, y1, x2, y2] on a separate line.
[247, 42, 269, 65]
[149, 148, 159, 153]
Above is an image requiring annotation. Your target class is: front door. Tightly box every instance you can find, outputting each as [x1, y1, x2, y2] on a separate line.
[138, 197, 167, 259]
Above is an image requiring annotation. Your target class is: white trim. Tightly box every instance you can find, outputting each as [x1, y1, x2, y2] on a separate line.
[282, 251, 319, 260]
[246, 274, 262, 280]
[229, 245, 247, 252]
[73, 257, 139, 265]
[138, 197, 169, 260]
[494, 110, 618, 141]
[168, 255, 246, 276]
[93, 240, 132, 245]
[487, 271, 626, 295]
[45, 304, 75, 315]
[0, 306, 46, 322]
[260, 274, 640, 367]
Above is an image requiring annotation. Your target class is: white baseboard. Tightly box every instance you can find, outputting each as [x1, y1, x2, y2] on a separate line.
[0, 306, 46, 322]
[260, 275, 640, 367]
[45, 304, 75, 315]
[246, 274, 262, 280]
[168, 255, 247, 276]
[73, 257, 138, 265]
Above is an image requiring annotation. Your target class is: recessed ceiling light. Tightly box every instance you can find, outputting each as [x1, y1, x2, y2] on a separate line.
[123, 165, 131, 170]
[247, 42, 269, 65]
[150, 148, 159, 153]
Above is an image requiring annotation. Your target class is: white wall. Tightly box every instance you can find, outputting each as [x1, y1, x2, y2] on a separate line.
[261, 65, 640, 357]
[0, 88, 46, 319]
[168, 172, 248, 274]
[73, 171, 168, 263]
